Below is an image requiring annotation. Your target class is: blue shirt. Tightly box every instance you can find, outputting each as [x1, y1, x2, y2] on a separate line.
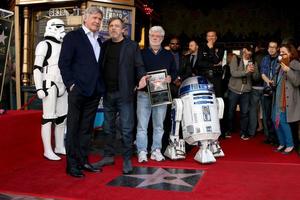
[260, 54, 279, 87]
[141, 47, 177, 80]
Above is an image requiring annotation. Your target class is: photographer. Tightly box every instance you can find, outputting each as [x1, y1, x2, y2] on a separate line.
[261, 41, 279, 145]
[227, 46, 255, 140]
[272, 44, 300, 154]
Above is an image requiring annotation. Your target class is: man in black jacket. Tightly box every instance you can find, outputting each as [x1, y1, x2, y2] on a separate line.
[59, 7, 105, 178]
[176, 40, 201, 82]
[92, 17, 147, 174]
[198, 30, 224, 97]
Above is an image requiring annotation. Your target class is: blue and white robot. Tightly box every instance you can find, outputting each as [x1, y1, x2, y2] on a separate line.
[164, 76, 225, 163]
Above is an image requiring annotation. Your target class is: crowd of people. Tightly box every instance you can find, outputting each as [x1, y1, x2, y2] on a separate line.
[46, 6, 300, 178]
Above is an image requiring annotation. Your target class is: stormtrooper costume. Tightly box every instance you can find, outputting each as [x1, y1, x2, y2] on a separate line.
[164, 76, 225, 163]
[33, 19, 67, 160]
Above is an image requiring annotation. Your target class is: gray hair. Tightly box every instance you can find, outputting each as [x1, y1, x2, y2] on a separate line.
[149, 26, 165, 37]
[83, 6, 103, 20]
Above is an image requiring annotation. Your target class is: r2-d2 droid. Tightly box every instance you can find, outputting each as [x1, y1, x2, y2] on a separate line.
[33, 19, 67, 160]
[164, 76, 225, 163]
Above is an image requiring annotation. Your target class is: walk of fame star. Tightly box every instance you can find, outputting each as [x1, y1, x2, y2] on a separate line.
[152, 80, 164, 91]
[0, 31, 7, 45]
[107, 166, 204, 192]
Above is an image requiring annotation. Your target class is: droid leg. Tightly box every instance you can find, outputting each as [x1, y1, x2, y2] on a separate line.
[164, 135, 186, 160]
[194, 141, 216, 163]
[216, 97, 225, 119]
[164, 99, 186, 160]
[42, 120, 61, 160]
[209, 140, 225, 157]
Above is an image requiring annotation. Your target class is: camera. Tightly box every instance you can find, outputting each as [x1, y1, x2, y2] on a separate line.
[263, 85, 276, 96]
[242, 77, 247, 84]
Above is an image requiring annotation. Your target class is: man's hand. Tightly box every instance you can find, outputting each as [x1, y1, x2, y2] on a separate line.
[267, 80, 274, 86]
[246, 63, 255, 73]
[137, 75, 149, 90]
[207, 41, 214, 49]
[174, 78, 182, 87]
[69, 84, 75, 92]
[165, 75, 171, 84]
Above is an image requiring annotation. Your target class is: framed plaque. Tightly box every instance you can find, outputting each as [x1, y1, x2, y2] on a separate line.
[147, 69, 172, 107]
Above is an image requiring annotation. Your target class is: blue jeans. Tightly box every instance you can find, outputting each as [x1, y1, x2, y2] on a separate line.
[227, 90, 250, 136]
[272, 112, 294, 148]
[248, 89, 263, 136]
[136, 91, 167, 153]
[103, 91, 134, 160]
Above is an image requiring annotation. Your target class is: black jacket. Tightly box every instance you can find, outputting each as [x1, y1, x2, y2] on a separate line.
[101, 37, 146, 101]
[59, 27, 105, 97]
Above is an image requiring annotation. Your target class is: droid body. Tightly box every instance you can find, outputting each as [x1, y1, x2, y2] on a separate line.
[164, 76, 224, 163]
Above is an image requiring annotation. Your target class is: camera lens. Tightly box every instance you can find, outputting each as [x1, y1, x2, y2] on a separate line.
[263, 86, 273, 96]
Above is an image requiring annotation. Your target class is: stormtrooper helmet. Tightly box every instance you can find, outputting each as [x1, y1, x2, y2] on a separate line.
[44, 18, 65, 42]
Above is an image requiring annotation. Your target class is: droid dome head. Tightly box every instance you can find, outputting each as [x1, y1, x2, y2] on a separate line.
[44, 18, 65, 42]
[179, 76, 214, 97]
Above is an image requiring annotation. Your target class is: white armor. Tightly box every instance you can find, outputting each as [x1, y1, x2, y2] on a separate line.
[33, 18, 67, 160]
[164, 76, 225, 163]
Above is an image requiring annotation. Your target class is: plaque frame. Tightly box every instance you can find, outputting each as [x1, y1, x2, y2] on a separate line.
[0, 17, 13, 102]
[147, 69, 172, 107]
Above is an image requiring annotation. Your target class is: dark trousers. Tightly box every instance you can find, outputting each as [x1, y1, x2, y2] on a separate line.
[262, 95, 277, 142]
[103, 91, 134, 160]
[227, 90, 250, 136]
[207, 76, 223, 98]
[248, 89, 263, 136]
[66, 87, 100, 169]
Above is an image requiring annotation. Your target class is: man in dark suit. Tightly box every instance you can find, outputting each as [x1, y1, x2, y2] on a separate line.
[58, 7, 105, 178]
[91, 17, 147, 174]
[168, 36, 182, 98]
[176, 40, 201, 82]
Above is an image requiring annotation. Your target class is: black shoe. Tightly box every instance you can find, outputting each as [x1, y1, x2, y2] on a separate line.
[80, 163, 102, 172]
[92, 157, 115, 169]
[66, 168, 85, 178]
[123, 159, 133, 174]
[224, 131, 232, 138]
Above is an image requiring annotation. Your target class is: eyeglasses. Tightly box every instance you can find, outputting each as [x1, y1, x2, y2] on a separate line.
[170, 43, 179, 45]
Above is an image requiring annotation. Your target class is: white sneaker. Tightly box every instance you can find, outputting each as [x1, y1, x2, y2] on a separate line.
[150, 149, 165, 161]
[138, 151, 148, 163]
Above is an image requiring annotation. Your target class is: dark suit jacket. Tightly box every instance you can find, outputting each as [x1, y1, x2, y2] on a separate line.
[59, 27, 105, 97]
[178, 52, 202, 80]
[101, 37, 146, 101]
[198, 43, 224, 69]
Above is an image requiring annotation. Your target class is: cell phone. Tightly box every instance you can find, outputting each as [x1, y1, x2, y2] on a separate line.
[242, 77, 247, 84]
